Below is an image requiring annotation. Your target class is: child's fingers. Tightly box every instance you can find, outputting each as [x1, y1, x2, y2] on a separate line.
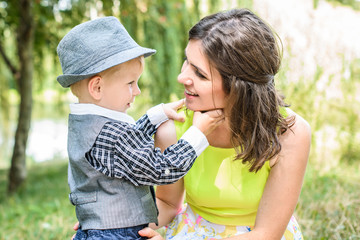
[168, 111, 185, 122]
[168, 98, 185, 110]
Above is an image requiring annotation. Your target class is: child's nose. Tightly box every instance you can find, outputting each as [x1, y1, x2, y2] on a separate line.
[133, 84, 141, 96]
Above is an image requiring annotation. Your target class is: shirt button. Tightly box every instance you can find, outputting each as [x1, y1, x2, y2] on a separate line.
[164, 169, 170, 175]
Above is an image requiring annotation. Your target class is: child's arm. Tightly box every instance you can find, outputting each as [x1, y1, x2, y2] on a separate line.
[86, 109, 223, 186]
[135, 99, 185, 136]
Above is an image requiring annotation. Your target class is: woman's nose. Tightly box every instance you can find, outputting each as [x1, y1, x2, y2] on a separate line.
[177, 65, 193, 85]
[177, 74, 193, 85]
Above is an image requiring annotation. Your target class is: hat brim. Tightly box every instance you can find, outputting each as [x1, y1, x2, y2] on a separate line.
[57, 46, 156, 88]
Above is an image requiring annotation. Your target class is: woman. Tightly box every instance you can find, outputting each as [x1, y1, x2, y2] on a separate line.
[139, 8, 311, 240]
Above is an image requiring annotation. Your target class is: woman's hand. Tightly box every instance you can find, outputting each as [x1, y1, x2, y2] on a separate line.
[193, 109, 224, 136]
[138, 227, 164, 240]
[71, 222, 79, 240]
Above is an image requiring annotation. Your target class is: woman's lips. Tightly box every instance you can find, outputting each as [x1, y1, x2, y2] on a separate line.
[184, 89, 198, 97]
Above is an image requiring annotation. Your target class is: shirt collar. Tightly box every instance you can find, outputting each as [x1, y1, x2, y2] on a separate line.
[69, 103, 136, 125]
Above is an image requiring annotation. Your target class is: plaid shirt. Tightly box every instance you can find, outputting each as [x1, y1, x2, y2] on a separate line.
[72, 104, 208, 186]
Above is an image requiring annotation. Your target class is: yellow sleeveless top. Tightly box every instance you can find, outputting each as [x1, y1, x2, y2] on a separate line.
[175, 110, 271, 226]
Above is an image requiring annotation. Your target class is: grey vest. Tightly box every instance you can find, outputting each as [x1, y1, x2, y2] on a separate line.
[67, 114, 158, 230]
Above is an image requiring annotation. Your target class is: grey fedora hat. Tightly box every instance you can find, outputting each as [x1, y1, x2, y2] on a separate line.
[57, 16, 156, 88]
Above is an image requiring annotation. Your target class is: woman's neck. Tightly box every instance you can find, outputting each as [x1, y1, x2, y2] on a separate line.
[206, 119, 233, 148]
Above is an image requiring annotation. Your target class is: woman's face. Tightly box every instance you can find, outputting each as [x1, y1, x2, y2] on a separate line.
[177, 40, 226, 112]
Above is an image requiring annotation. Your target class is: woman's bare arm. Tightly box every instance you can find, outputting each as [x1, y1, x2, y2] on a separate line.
[149, 120, 186, 229]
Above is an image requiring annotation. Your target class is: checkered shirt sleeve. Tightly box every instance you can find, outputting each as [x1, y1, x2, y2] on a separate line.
[134, 114, 157, 136]
[85, 115, 197, 186]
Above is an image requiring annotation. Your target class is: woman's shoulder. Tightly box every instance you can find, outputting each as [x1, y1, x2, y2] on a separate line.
[270, 108, 311, 167]
[284, 109, 311, 154]
[285, 108, 311, 136]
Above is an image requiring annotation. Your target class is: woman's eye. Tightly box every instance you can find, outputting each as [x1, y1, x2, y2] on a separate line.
[195, 70, 206, 79]
[128, 81, 134, 85]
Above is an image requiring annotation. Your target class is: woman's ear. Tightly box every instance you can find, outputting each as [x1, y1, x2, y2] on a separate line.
[88, 76, 103, 100]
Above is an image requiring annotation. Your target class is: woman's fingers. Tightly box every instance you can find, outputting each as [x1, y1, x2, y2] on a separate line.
[71, 222, 79, 240]
[138, 227, 164, 240]
[73, 222, 79, 230]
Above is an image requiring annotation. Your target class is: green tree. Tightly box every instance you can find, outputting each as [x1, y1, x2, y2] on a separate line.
[0, 0, 125, 194]
[0, 0, 83, 194]
[0, 0, 35, 194]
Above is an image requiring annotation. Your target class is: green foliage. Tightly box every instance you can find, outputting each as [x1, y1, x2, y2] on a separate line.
[297, 164, 360, 239]
[0, 160, 77, 240]
[323, 0, 360, 10]
[277, 51, 360, 167]
[338, 59, 360, 163]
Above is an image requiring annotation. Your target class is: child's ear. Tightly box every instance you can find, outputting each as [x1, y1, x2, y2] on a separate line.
[88, 76, 103, 100]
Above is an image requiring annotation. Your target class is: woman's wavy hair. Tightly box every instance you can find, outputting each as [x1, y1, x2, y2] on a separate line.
[189, 8, 295, 172]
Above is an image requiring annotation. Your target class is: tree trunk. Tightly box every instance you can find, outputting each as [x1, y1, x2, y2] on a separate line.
[8, 0, 34, 194]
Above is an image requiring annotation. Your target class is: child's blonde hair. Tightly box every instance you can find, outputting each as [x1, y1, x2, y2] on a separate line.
[70, 78, 90, 99]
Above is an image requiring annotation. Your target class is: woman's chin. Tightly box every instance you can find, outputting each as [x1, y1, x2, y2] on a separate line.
[185, 105, 211, 112]
[185, 101, 215, 112]
[184, 102, 200, 111]
[184, 100, 220, 112]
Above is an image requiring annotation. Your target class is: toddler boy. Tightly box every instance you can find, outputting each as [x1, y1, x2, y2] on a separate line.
[57, 17, 222, 239]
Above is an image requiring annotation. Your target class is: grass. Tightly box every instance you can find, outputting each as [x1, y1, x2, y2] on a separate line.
[297, 163, 360, 240]
[1, 160, 360, 239]
[0, 160, 77, 240]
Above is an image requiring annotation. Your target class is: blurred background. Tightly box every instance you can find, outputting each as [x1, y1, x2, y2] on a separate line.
[0, 0, 359, 239]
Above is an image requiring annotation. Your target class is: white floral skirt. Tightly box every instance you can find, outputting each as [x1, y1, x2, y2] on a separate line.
[164, 204, 303, 240]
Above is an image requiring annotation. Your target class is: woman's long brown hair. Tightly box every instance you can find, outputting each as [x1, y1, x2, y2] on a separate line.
[189, 8, 295, 172]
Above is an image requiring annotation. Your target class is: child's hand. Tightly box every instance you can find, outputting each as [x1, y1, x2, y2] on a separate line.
[162, 99, 186, 122]
[193, 109, 224, 136]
